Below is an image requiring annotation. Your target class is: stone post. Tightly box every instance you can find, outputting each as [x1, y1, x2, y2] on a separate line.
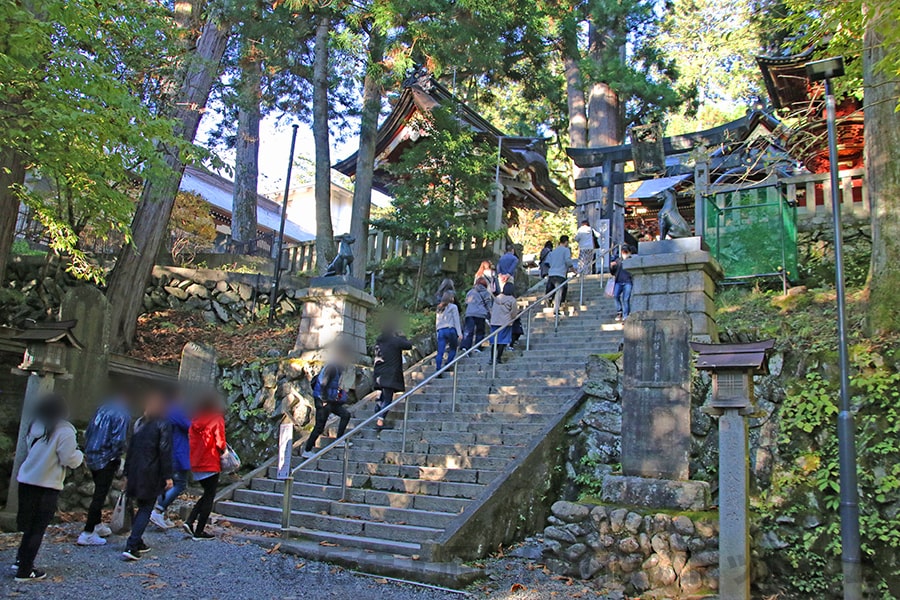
[626, 237, 723, 341]
[712, 407, 751, 600]
[294, 284, 378, 357]
[57, 287, 111, 421]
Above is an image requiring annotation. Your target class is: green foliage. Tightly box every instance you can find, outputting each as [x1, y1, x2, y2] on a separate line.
[719, 287, 900, 596]
[10, 239, 43, 257]
[0, 0, 191, 282]
[574, 454, 608, 499]
[372, 106, 498, 245]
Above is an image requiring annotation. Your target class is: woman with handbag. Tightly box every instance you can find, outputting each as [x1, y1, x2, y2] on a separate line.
[14, 394, 83, 580]
[122, 389, 173, 561]
[184, 391, 226, 541]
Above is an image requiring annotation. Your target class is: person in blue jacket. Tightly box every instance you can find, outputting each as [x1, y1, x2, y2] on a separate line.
[150, 392, 191, 529]
[77, 392, 130, 547]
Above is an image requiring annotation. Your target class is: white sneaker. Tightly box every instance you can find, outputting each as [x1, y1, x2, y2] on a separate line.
[301, 450, 315, 459]
[77, 531, 107, 546]
[149, 510, 170, 530]
[94, 523, 112, 538]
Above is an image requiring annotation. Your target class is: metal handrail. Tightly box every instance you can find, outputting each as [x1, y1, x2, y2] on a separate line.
[279, 244, 619, 533]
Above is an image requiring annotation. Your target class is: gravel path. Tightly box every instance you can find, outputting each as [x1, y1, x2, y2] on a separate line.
[0, 524, 619, 599]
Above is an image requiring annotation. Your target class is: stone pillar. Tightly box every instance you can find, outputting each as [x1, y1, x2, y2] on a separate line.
[294, 284, 378, 357]
[713, 407, 751, 600]
[626, 237, 723, 341]
[601, 310, 711, 512]
[57, 287, 110, 421]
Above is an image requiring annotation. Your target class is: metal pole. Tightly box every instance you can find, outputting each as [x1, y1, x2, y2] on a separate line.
[825, 76, 862, 599]
[451, 363, 459, 412]
[269, 124, 300, 326]
[525, 308, 532, 352]
[341, 442, 350, 501]
[280, 476, 293, 536]
[579, 268, 585, 307]
[401, 398, 410, 454]
[491, 334, 498, 380]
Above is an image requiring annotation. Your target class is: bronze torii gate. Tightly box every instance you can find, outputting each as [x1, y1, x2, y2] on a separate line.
[566, 112, 773, 246]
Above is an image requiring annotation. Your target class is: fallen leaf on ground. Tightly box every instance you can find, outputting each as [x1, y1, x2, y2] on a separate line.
[375, 578, 388, 584]
[295, 562, 305, 569]
[319, 541, 337, 547]
[267, 543, 281, 554]
[510, 583, 527, 593]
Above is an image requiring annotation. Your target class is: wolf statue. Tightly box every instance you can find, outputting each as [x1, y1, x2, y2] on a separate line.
[657, 189, 693, 240]
[323, 234, 356, 277]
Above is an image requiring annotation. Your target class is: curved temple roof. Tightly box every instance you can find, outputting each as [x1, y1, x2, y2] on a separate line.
[334, 73, 571, 211]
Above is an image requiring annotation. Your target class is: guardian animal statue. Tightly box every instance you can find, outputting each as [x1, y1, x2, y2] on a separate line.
[323, 234, 356, 277]
[657, 189, 693, 239]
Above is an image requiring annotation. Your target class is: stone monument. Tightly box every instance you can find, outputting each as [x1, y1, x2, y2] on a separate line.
[178, 342, 218, 403]
[57, 286, 111, 420]
[601, 311, 711, 511]
[294, 284, 377, 357]
[625, 236, 723, 341]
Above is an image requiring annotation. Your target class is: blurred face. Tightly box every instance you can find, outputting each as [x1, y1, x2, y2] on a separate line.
[144, 391, 167, 418]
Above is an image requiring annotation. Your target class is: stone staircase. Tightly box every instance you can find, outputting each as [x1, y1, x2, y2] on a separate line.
[216, 274, 622, 584]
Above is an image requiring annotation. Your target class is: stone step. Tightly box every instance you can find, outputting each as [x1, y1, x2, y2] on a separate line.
[285, 470, 486, 500]
[303, 457, 501, 484]
[298, 438, 524, 458]
[217, 501, 444, 545]
[233, 489, 460, 529]
[250, 478, 473, 513]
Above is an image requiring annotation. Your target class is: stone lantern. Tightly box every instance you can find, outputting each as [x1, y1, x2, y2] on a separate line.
[690, 339, 775, 600]
[2, 321, 82, 520]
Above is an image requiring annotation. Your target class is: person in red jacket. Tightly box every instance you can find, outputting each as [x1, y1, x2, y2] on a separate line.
[184, 392, 226, 540]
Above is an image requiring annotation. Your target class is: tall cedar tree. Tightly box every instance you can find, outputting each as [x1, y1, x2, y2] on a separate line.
[106, 1, 230, 350]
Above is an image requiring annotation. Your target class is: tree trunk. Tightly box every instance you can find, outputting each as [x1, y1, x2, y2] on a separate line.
[349, 29, 385, 277]
[106, 13, 230, 350]
[312, 11, 334, 272]
[232, 58, 262, 254]
[0, 148, 25, 284]
[864, 5, 900, 334]
[564, 41, 589, 205]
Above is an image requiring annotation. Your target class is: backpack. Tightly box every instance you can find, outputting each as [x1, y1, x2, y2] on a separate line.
[313, 365, 345, 403]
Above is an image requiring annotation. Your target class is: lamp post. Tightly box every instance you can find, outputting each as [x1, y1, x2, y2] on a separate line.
[692, 340, 775, 600]
[2, 322, 81, 521]
[269, 124, 300, 326]
[805, 55, 862, 599]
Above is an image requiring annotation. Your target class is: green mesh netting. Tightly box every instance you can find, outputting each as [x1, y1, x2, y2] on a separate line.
[703, 185, 798, 281]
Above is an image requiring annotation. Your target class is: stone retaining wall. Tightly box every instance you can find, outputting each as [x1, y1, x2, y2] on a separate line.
[542, 500, 720, 597]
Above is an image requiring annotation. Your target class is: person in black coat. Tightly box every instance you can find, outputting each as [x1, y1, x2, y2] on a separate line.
[122, 389, 173, 560]
[372, 324, 412, 430]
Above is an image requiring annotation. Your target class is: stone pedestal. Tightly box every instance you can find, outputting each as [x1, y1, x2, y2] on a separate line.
[626, 237, 723, 341]
[294, 284, 378, 356]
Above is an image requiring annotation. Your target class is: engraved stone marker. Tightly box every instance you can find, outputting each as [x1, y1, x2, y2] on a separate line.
[621, 311, 692, 480]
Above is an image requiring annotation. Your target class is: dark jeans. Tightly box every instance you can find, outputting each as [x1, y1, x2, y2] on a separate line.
[376, 389, 397, 425]
[548, 276, 568, 305]
[435, 327, 458, 370]
[187, 474, 219, 535]
[305, 402, 351, 452]
[126, 498, 154, 549]
[85, 459, 117, 533]
[461, 316, 486, 351]
[16, 483, 59, 574]
[614, 281, 633, 318]
[157, 470, 189, 511]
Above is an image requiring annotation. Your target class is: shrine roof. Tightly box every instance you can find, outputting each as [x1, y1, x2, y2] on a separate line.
[334, 73, 571, 211]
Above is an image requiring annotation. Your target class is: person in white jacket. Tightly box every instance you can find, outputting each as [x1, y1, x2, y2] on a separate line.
[14, 393, 83, 581]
